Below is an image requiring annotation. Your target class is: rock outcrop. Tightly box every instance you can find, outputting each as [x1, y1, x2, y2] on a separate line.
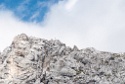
[0, 33, 125, 84]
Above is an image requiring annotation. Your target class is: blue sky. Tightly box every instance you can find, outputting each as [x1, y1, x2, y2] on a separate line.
[0, 0, 59, 22]
[0, 0, 125, 52]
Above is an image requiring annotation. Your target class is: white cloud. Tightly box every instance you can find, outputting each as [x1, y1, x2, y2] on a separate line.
[0, 4, 5, 9]
[65, 0, 78, 10]
[0, 10, 43, 51]
[0, 0, 125, 52]
[30, 11, 40, 22]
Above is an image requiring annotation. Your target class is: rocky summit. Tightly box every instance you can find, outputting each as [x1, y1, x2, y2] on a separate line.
[0, 34, 125, 84]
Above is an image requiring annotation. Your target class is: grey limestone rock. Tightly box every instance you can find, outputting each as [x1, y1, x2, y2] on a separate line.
[0, 33, 125, 84]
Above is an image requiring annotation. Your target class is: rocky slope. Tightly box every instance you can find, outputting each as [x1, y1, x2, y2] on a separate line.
[0, 33, 125, 84]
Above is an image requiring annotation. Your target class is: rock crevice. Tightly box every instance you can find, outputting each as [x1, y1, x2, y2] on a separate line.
[0, 34, 125, 84]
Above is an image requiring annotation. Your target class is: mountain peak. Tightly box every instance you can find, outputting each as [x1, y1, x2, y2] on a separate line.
[0, 34, 124, 84]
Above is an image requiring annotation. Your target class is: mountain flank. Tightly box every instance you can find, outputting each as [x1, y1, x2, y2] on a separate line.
[0, 33, 125, 84]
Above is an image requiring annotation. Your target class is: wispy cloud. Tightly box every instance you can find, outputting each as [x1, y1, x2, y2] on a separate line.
[0, 4, 5, 9]
[0, 0, 125, 52]
[42, 0, 125, 52]
[0, 0, 59, 22]
[65, 0, 78, 10]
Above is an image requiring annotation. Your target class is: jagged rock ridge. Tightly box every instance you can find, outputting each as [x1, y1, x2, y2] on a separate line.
[0, 33, 125, 84]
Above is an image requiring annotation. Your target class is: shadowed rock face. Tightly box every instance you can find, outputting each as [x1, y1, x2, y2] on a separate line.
[0, 34, 125, 84]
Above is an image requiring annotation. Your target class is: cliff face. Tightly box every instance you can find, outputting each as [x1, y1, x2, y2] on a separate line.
[0, 34, 125, 84]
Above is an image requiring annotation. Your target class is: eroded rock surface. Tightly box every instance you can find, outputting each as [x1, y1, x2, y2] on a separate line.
[0, 34, 125, 84]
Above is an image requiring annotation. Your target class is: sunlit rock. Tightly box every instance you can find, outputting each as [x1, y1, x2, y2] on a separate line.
[0, 33, 125, 84]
